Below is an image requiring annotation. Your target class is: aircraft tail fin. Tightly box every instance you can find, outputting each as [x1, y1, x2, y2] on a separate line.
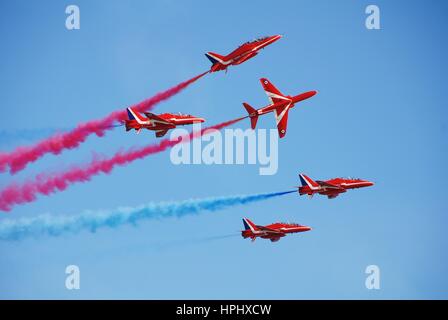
[127, 107, 147, 125]
[299, 174, 320, 189]
[243, 103, 258, 129]
[242, 218, 257, 231]
[205, 52, 226, 65]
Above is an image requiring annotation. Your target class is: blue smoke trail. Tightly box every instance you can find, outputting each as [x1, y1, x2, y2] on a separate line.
[0, 125, 121, 148]
[0, 128, 64, 147]
[0, 190, 295, 241]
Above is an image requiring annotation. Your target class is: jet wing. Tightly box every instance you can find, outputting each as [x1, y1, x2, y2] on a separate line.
[234, 52, 258, 65]
[257, 225, 285, 235]
[260, 78, 289, 105]
[143, 112, 172, 125]
[274, 104, 290, 138]
[316, 180, 344, 190]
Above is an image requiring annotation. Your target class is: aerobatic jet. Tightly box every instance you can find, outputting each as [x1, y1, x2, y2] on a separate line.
[125, 107, 205, 137]
[241, 218, 311, 242]
[205, 35, 282, 72]
[242, 78, 317, 138]
[298, 173, 374, 199]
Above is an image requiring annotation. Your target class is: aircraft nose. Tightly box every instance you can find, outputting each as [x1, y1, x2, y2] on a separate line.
[195, 117, 205, 123]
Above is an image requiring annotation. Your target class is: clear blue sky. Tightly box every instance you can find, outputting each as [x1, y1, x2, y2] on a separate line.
[0, 0, 447, 299]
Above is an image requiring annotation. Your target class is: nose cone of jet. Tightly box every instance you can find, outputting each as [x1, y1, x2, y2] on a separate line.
[273, 34, 283, 41]
[308, 90, 318, 98]
[359, 180, 374, 187]
[292, 90, 318, 103]
[193, 117, 205, 123]
[302, 226, 312, 232]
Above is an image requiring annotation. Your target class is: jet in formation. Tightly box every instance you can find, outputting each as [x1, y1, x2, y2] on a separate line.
[125, 107, 205, 137]
[241, 218, 311, 242]
[243, 78, 317, 138]
[205, 35, 282, 73]
[298, 173, 374, 199]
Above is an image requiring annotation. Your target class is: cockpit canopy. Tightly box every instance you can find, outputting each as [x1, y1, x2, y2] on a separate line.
[254, 36, 270, 42]
[240, 36, 270, 47]
[278, 222, 302, 227]
[342, 177, 361, 181]
[176, 112, 192, 117]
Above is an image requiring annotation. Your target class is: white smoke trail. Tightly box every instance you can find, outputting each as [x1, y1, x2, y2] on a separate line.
[0, 190, 295, 241]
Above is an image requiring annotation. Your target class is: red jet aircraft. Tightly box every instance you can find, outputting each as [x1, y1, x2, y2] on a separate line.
[241, 218, 311, 242]
[243, 78, 317, 138]
[205, 35, 282, 73]
[125, 107, 205, 137]
[298, 174, 374, 199]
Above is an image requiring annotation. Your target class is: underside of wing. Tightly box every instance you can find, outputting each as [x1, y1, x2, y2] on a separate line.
[274, 105, 290, 138]
[260, 78, 290, 105]
[155, 129, 169, 138]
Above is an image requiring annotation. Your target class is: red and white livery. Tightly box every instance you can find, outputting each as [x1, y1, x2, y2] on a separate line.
[125, 107, 205, 138]
[241, 218, 311, 242]
[205, 35, 282, 73]
[242, 78, 317, 138]
[298, 173, 374, 199]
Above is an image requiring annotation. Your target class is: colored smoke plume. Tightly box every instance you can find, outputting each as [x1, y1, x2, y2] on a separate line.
[0, 72, 207, 174]
[0, 190, 295, 240]
[0, 117, 243, 212]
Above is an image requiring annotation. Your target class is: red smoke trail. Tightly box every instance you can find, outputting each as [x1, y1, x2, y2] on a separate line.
[0, 117, 244, 212]
[0, 72, 208, 175]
